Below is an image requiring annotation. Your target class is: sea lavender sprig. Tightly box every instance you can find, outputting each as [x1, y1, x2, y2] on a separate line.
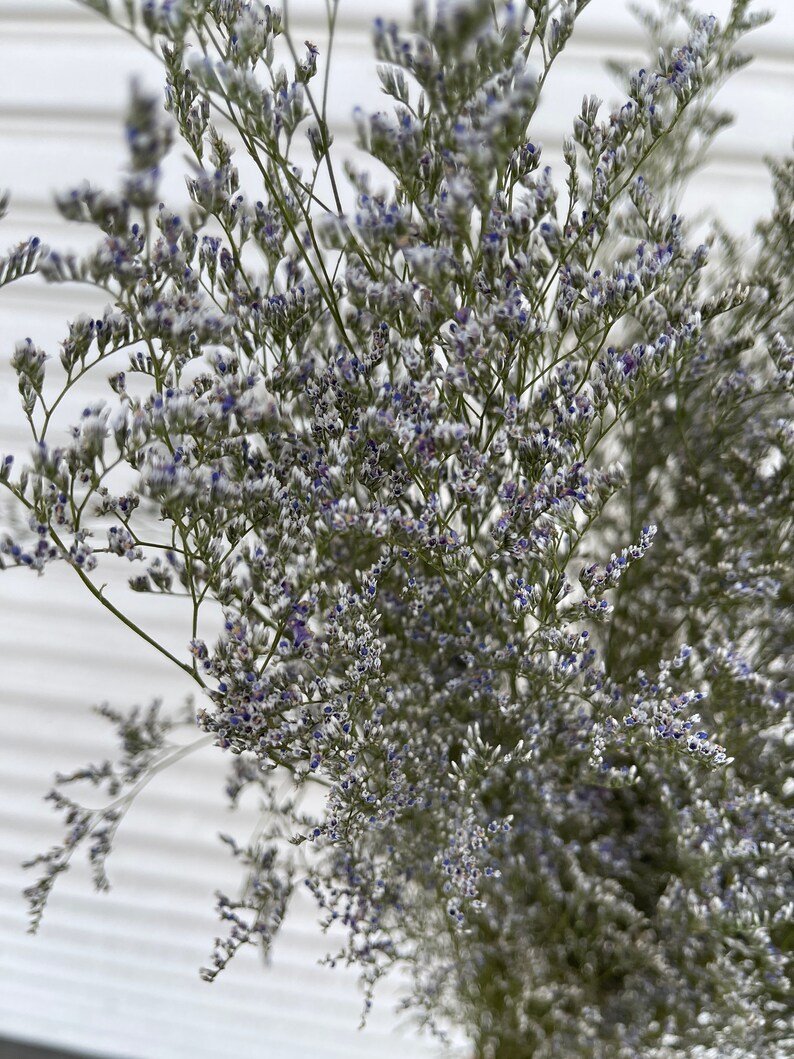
[2, 0, 792, 1055]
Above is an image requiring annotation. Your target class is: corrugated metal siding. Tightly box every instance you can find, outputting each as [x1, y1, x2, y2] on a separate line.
[1, 2, 792, 1057]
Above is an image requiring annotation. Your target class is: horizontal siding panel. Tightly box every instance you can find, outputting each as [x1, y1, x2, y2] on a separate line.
[0, 916, 407, 1023]
[2, 14, 791, 228]
[0, 880, 381, 967]
[0, 0, 414, 29]
[2, 0, 793, 51]
[0, 866, 445, 1057]
[2, 29, 791, 137]
[0, 905, 408, 1022]
[0, 968, 415, 1059]
[4, 20, 789, 121]
[2, 51, 789, 179]
[1, 596, 210, 670]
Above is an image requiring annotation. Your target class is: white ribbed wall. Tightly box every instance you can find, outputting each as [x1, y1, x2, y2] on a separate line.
[0, 3, 792, 1058]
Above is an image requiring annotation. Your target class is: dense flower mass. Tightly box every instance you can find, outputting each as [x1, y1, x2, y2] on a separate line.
[1, 0, 792, 1055]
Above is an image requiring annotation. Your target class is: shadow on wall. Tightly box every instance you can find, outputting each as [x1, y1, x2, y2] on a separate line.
[0, 1039, 118, 1059]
